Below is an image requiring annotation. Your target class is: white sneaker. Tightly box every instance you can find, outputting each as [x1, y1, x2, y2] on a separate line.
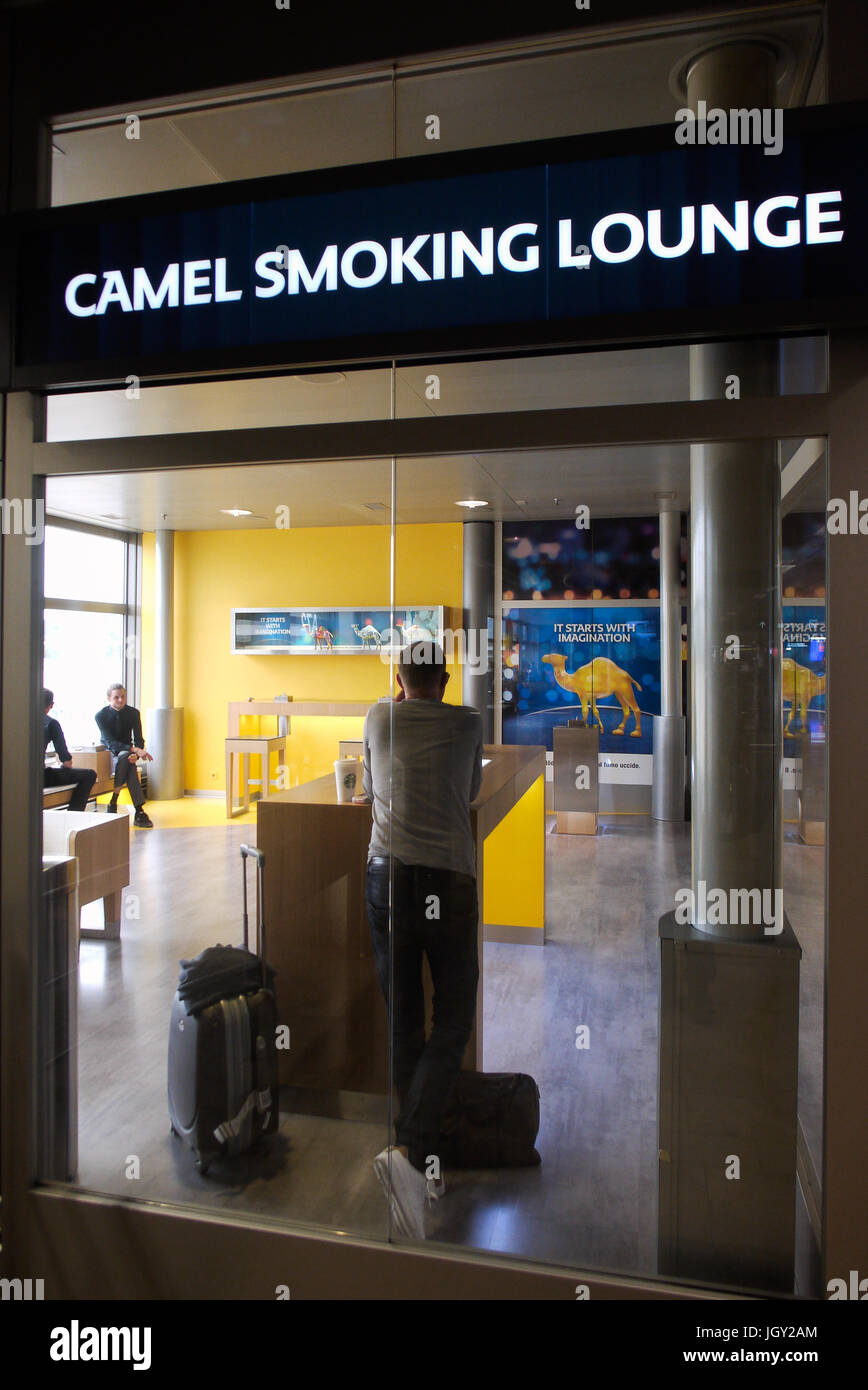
[372, 1148, 427, 1239]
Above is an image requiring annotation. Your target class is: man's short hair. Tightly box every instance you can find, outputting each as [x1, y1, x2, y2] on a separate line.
[43, 687, 53, 709]
[107, 682, 126, 698]
[399, 641, 445, 689]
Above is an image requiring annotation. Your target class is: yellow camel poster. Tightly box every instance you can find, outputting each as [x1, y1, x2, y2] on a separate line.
[502, 605, 660, 783]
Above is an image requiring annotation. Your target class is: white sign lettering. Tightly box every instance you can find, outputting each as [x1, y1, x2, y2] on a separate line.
[61, 192, 844, 318]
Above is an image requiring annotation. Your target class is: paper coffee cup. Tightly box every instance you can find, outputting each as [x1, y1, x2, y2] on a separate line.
[334, 758, 359, 802]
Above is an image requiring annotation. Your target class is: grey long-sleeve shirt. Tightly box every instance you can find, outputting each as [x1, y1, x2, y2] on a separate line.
[362, 698, 484, 879]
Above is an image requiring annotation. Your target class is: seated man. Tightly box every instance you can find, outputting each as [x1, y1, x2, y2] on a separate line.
[94, 683, 154, 828]
[43, 688, 98, 811]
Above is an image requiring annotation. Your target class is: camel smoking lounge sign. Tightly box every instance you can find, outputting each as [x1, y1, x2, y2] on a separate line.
[10, 104, 868, 384]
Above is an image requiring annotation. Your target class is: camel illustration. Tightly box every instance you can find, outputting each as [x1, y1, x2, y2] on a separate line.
[314, 625, 333, 650]
[400, 621, 435, 644]
[381, 620, 435, 647]
[782, 657, 825, 735]
[353, 622, 382, 648]
[542, 653, 643, 736]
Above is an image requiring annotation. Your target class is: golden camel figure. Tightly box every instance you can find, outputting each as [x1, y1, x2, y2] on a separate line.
[782, 657, 825, 736]
[542, 653, 643, 736]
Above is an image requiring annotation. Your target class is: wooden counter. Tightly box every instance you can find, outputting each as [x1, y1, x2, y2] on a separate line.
[228, 699, 372, 735]
[257, 742, 545, 1098]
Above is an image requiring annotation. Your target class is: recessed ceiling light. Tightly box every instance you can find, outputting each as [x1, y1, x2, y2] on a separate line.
[456, 499, 489, 509]
[221, 508, 253, 517]
[289, 372, 347, 386]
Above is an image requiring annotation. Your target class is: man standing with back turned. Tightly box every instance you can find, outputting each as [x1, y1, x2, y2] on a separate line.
[357, 640, 483, 1240]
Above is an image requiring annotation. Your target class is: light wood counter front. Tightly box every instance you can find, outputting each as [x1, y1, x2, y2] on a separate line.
[257, 743, 546, 1097]
[228, 699, 373, 735]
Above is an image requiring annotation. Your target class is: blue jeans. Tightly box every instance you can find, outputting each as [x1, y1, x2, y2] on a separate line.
[366, 858, 479, 1174]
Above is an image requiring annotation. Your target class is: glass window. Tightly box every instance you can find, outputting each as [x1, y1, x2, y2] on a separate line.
[36, 374, 827, 1298]
[40, 459, 397, 1247]
[43, 609, 126, 747]
[44, 524, 126, 603]
[49, 10, 824, 203]
[51, 79, 395, 206]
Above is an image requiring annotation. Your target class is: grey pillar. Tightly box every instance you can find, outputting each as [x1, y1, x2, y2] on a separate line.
[652, 503, 686, 821]
[462, 521, 494, 740]
[147, 529, 184, 800]
[657, 39, 800, 1297]
[687, 45, 782, 939]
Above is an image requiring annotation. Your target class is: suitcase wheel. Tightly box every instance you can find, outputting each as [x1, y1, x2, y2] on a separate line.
[196, 1157, 210, 1175]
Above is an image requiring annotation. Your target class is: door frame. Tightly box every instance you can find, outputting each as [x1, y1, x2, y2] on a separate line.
[2, 366, 864, 1299]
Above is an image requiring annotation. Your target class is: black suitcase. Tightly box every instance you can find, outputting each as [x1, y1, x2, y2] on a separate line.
[168, 844, 279, 1174]
[437, 1071, 541, 1169]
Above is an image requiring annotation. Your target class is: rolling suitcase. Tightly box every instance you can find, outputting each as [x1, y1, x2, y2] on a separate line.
[168, 844, 279, 1174]
[437, 1071, 541, 1168]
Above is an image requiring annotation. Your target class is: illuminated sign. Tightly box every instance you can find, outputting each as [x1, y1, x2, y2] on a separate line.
[231, 606, 444, 654]
[11, 106, 868, 383]
[60, 192, 844, 321]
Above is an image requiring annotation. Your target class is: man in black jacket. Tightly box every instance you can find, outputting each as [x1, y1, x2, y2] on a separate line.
[43, 689, 98, 811]
[94, 683, 154, 828]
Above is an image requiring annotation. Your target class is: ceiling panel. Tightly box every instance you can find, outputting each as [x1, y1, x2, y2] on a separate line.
[173, 82, 394, 181]
[45, 347, 694, 443]
[51, 121, 221, 206]
[50, 12, 823, 205]
[45, 444, 694, 531]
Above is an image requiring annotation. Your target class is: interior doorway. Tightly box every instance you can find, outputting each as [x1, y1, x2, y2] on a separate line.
[28, 367, 828, 1291]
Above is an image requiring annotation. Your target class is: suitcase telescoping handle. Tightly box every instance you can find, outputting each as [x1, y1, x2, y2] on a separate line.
[239, 844, 266, 964]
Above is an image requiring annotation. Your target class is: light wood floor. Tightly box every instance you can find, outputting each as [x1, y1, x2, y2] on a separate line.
[67, 808, 824, 1283]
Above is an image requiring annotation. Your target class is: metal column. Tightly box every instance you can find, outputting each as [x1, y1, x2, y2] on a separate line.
[146, 528, 184, 800]
[652, 502, 686, 821]
[687, 45, 782, 938]
[657, 41, 800, 1297]
[462, 521, 494, 740]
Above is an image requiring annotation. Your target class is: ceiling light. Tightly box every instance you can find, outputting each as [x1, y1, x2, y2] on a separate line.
[221, 508, 253, 517]
[456, 499, 489, 509]
[289, 372, 347, 386]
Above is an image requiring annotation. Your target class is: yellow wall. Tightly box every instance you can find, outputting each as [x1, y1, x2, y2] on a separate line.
[141, 523, 464, 793]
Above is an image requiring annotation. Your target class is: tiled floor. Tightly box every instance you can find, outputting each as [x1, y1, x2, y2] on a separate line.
[63, 805, 823, 1288]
